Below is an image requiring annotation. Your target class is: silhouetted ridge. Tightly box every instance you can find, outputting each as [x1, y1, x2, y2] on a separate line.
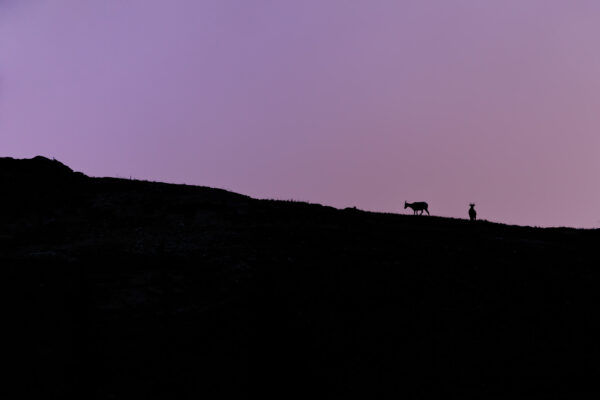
[0, 156, 87, 193]
[0, 155, 83, 180]
[4, 156, 600, 398]
[0, 156, 88, 216]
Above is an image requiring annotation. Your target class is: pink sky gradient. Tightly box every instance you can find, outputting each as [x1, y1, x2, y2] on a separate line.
[1, 1, 600, 228]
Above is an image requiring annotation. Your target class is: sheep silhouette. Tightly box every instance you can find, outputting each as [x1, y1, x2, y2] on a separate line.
[404, 201, 429, 216]
[469, 204, 477, 221]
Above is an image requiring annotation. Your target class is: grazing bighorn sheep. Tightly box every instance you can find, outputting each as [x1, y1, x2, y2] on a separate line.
[469, 204, 477, 221]
[404, 201, 429, 216]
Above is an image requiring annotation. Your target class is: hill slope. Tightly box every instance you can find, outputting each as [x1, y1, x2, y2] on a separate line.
[3, 156, 600, 398]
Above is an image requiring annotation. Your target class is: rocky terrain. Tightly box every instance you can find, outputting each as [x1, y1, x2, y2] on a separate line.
[3, 156, 600, 398]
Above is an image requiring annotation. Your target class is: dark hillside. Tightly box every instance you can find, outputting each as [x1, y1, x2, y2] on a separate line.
[3, 156, 600, 398]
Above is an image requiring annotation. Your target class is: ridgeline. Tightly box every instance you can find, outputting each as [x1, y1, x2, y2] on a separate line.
[3, 156, 600, 398]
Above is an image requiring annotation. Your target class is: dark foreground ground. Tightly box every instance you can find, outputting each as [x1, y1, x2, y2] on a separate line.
[3, 156, 600, 398]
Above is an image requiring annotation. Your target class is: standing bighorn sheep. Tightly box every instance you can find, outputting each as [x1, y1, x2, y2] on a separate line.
[469, 204, 477, 221]
[404, 201, 429, 216]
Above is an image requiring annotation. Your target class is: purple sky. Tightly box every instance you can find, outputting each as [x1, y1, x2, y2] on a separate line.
[2, 1, 600, 228]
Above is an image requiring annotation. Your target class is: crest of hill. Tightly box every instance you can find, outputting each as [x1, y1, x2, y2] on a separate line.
[0, 155, 251, 218]
[0, 155, 85, 182]
[0, 156, 593, 235]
